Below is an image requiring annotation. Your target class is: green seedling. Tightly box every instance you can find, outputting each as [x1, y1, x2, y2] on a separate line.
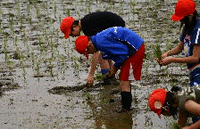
[170, 122, 182, 129]
[35, 60, 41, 77]
[94, 73, 105, 81]
[28, 14, 32, 25]
[36, 5, 41, 20]
[153, 43, 162, 60]
[20, 61, 27, 82]
[66, 9, 70, 16]
[26, 3, 30, 14]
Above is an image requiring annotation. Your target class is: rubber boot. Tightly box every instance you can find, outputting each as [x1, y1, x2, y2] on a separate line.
[121, 91, 132, 110]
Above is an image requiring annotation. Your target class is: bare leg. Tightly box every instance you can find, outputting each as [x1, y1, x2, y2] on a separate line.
[119, 81, 131, 92]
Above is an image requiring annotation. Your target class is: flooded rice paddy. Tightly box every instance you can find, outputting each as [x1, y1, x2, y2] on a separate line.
[0, 0, 200, 128]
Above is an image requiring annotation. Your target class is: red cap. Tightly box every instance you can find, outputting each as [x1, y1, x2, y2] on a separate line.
[171, 0, 196, 21]
[60, 17, 74, 39]
[75, 36, 89, 59]
[148, 88, 167, 117]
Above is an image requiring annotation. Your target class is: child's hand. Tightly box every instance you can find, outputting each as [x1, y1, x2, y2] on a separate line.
[159, 56, 173, 66]
[156, 58, 162, 65]
[108, 66, 117, 77]
[157, 53, 167, 65]
[161, 53, 168, 59]
[86, 74, 94, 84]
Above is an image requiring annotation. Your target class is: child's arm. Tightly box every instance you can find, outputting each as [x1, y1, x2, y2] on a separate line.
[185, 100, 200, 116]
[86, 52, 100, 84]
[159, 44, 200, 65]
[163, 41, 184, 57]
[182, 120, 200, 129]
[182, 100, 200, 129]
[178, 110, 187, 127]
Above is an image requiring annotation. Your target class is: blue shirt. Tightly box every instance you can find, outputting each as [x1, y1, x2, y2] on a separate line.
[180, 18, 200, 69]
[91, 27, 144, 68]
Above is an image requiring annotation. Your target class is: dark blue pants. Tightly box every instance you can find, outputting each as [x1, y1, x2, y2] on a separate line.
[190, 66, 200, 123]
[190, 66, 200, 86]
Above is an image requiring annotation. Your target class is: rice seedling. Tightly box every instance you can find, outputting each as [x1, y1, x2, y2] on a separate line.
[169, 122, 182, 129]
[13, 46, 27, 79]
[20, 61, 27, 82]
[34, 58, 42, 77]
[63, 41, 70, 55]
[8, 15, 14, 34]
[2, 32, 14, 70]
[84, 92, 92, 100]
[16, 2, 21, 18]
[143, 62, 150, 77]
[153, 42, 162, 60]
[2, 35, 9, 62]
[71, 56, 80, 70]
[28, 13, 32, 25]
[36, 4, 41, 20]
[26, 3, 30, 14]
[42, 1, 47, 10]
[53, 2, 57, 18]
[85, 0, 92, 13]
[59, 16, 62, 23]
[37, 36, 47, 54]
[26, 4, 33, 25]
[94, 73, 105, 81]
[47, 57, 55, 77]
[49, 37, 57, 58]
[0, 8, 3, 20]
[13, 48, 25, 60]
[14, 35, 18, 47]
[30, 52, 36, 67]
[55, 28, 59, 38]
[66, 9, 70, 16]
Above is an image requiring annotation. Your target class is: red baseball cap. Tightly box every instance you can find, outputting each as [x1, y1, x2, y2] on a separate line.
[60, 17, 74, 39]
[75, 36, 89, 59]
[148, 88, 167, 117]
[171, 0, 196, 21]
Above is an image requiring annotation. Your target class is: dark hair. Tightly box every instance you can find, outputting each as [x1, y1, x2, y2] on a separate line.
[171, 86, 182, 93]
[73, 20, 79, 26]
[71, 20, 79, 31]
[181, 10, 199, 35]
[163, 90, 179, 119]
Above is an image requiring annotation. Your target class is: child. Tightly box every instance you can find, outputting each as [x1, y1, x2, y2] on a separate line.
[157, 0, 200, 87]
[148, 86, 200, 128]
[74, 26, 145, 111]
[60, 11, 125, 85]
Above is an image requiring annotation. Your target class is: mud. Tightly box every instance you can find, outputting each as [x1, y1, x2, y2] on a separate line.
[0, 0, 199, 129]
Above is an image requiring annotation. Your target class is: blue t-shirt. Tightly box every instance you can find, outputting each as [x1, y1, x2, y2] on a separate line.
[91, 27, 144, 68]
[180, 18, 200, 69]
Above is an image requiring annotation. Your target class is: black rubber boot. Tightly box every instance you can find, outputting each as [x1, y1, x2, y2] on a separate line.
[121, 91, 132, 110]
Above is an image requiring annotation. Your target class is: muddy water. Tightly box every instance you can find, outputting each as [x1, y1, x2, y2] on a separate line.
[0, 0, 200, 129]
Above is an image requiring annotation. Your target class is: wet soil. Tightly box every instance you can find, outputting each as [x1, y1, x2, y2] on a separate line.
[0, 0, 199, 129]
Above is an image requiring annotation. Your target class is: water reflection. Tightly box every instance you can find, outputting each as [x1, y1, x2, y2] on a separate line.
[84, 84, 134, 129]
[48, 83, 134, 128]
